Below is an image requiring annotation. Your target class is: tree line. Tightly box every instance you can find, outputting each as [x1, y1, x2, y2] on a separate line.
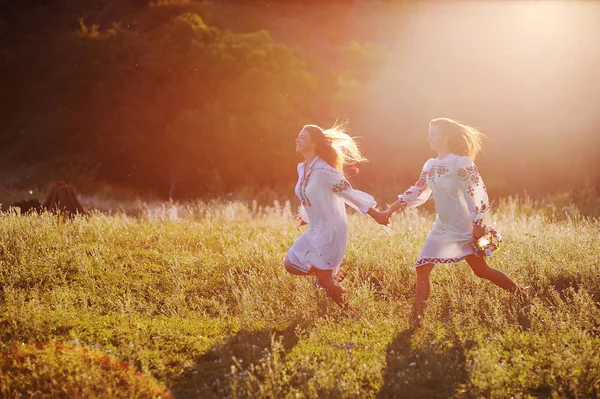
[1, 0, 598, 202]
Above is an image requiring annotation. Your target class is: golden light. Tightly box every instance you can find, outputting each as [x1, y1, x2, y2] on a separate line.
[360, 1, 600, 140]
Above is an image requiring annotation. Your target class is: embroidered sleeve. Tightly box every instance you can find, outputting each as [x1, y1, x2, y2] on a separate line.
[322, 168, 376, 213]
[397, 160, 433, 209]
[456, 156, 489, 226]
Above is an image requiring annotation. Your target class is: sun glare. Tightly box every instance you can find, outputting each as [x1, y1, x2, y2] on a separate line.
[360, 1, 599, 143]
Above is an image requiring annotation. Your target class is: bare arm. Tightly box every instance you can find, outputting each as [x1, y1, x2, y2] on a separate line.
[367, 207, 390, 226]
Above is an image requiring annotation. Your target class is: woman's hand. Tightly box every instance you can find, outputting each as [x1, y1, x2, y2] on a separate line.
[384, 208, 393, 220]
[367, 208, 389, 226]
[296, 217, 307, 231]
[378, 211, 391, 226]
[473, 224, 485, 239]
[376, 211, 390, 226]
[368, 208, 390, 226]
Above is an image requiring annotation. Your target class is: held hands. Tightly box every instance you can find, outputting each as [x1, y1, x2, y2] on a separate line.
[384, 208, 393, 220]
[375, 211, 390, 226]
[368, 208, 390, 226]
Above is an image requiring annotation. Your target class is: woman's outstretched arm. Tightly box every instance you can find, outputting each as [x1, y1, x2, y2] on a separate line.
[385, 160, 432, 217]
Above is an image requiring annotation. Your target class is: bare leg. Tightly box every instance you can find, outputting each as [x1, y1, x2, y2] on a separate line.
[334, 268, 347, 283]
[284, 258, 348, 308]
[415, 263, 435, 317]
[284, 256, 310, 276]
[411, 263, 435, 326]
[313, 268, 347, 308]
[465, 255, 520, 292]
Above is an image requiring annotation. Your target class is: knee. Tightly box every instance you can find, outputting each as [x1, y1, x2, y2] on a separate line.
[283, 257, 294, 274]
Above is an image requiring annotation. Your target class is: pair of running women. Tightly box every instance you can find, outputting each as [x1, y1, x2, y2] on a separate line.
[284, 118, 526, 317]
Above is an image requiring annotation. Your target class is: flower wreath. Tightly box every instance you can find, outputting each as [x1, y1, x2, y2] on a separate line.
[472, 224, 503, 257]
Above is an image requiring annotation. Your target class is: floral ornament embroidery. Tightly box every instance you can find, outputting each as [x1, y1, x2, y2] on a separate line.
[397, 199, 408, 210]
[400, 171, 427, 203]
[436, 165, 449, 177]
[415, 255, 469, 267]
[425, 164, 449, 186]
[474, 200, 488, 215]
[298, 176, 312, 207]
[426, 164, 450, 178]
[332, 180, 351, 193]
[458, 165, 487, 198]
[415, 171, 427, 188]
[457, 166, 481, 185]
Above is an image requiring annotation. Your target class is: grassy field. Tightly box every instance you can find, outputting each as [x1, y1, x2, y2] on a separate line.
[1, 199, 599, 398]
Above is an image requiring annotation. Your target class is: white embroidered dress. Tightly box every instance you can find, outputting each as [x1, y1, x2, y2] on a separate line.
[398, 153, 490, 268]
[288, 157, 377, 274]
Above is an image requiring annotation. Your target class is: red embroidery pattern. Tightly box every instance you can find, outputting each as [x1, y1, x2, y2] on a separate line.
[415, 255, 469, 267]
[474, 201, 488, 215]
[436, 164, 449, 177]
[424, 164, 450, 189]
[298, 176, 312, 207]
[416, 171, 427, 188]
[400, 170, 427, 204]
[457, 166, 481, 185]
[426, 164, 450, 179]
[457, 165, 488, 199]
[332, 180, 351, 193]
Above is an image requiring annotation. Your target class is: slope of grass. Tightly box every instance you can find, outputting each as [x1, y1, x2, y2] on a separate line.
[1, 200, 599, 398]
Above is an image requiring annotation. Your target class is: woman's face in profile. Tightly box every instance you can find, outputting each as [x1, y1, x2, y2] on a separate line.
[427, 124, 447, 152]
[295, 128, 314, 154]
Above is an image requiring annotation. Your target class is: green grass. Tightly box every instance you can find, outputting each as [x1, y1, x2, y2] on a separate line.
[1, 200, 599, 398]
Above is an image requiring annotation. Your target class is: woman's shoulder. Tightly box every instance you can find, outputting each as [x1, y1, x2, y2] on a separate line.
[313, 159, 340, 173]
[422, 157, 435, 168]
[455, 154, 475, 167]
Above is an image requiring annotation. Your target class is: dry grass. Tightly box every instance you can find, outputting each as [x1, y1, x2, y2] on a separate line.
[1, 199, 599, 398]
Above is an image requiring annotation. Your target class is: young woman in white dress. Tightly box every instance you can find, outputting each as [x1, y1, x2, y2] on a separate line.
[284, 124, 389, 308]
[384, 118, 525, 315]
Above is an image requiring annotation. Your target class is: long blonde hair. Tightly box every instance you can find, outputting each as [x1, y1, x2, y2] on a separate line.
[303, 123, 367, 174]
[429, 117, 485, 160]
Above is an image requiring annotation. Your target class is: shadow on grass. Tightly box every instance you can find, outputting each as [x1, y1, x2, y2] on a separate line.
[378, 327, 468, 399]
[170, 324, 301, 399]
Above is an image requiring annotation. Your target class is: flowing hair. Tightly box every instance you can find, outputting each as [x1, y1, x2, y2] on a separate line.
[429, 117, 485, 160]
[303, 123, 367, 175]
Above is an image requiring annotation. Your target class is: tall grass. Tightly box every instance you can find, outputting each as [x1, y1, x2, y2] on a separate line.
[1, 199, 599, 398]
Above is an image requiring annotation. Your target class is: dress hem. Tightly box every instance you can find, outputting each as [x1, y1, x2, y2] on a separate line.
[414, 254, 472, 268]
